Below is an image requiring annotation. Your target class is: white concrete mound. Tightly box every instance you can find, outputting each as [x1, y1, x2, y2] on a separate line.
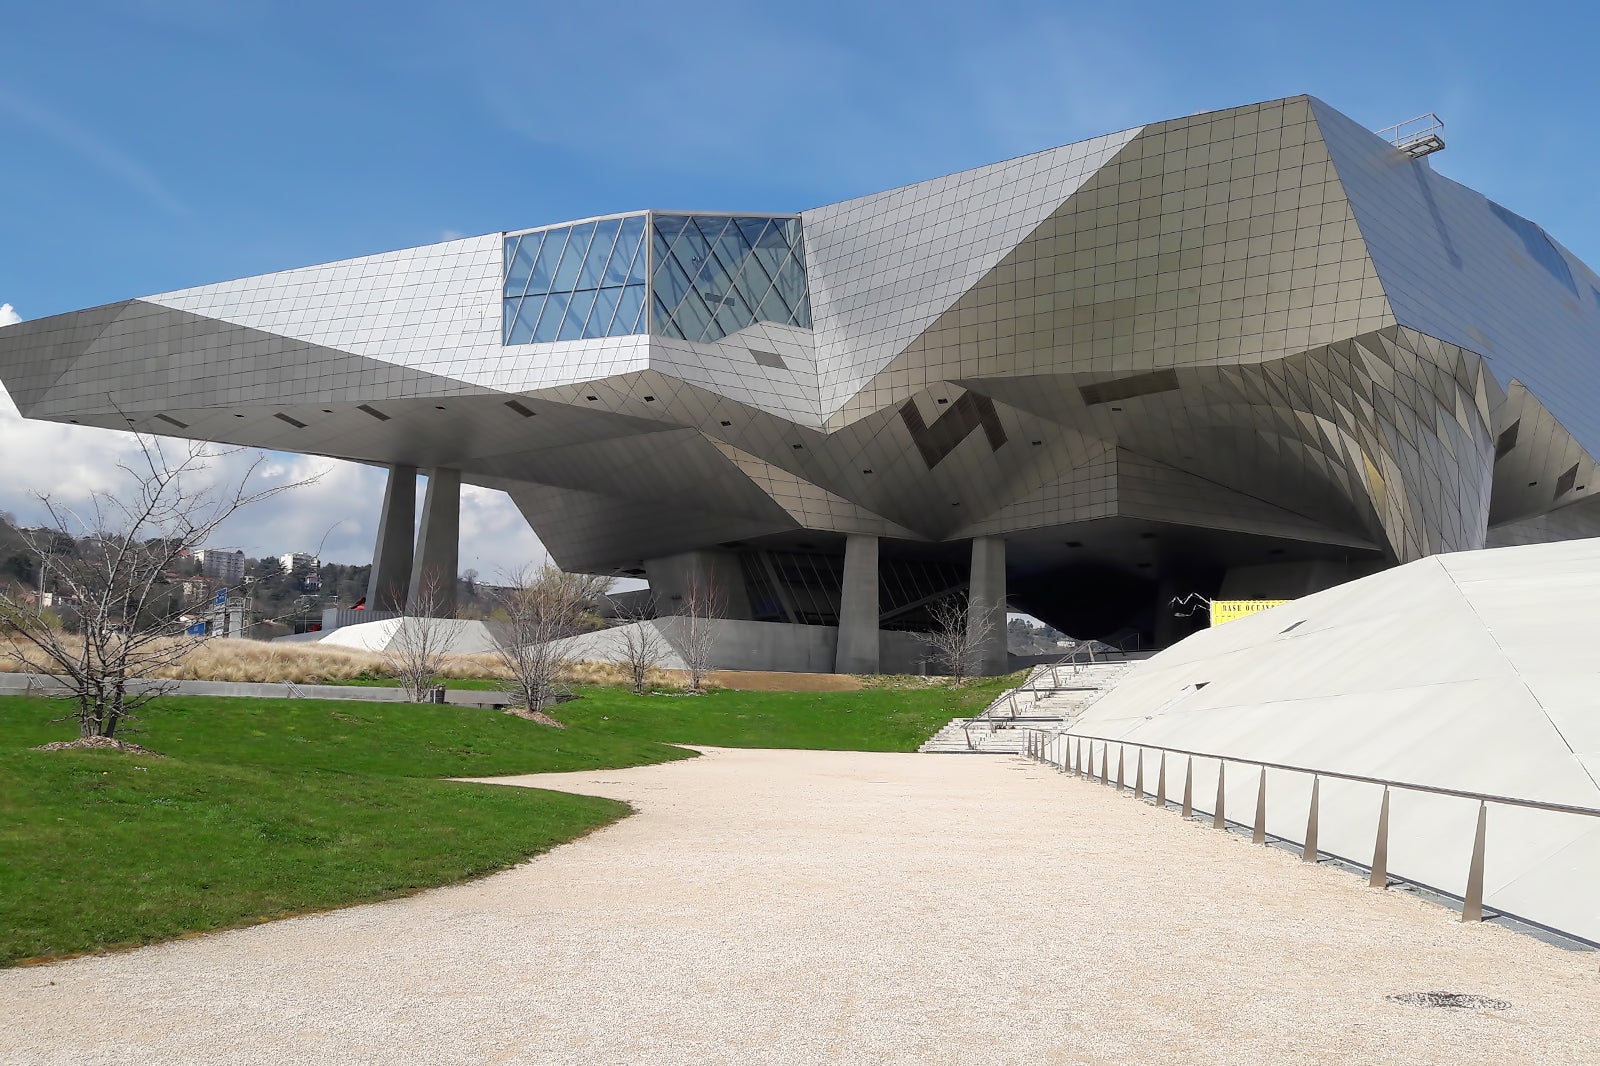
[315, 617, 508, 656]
[1073, 538, 1600, 944]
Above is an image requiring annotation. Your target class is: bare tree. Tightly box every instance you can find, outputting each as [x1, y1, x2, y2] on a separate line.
[493, 564, 612, 719]
[384, 569, 467, 702]
[611, 597, 668, 695]
[679, 577, 723, 694]
[925, 592, 995, 685]
[0, 434, 315, 742]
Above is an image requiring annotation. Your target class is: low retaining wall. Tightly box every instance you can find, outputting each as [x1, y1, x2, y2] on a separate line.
[549, 618, 933, 674]
[0, 672, 512, 708]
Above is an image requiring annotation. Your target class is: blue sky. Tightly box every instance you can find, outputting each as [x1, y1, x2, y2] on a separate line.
[1, 0, 1596, 573]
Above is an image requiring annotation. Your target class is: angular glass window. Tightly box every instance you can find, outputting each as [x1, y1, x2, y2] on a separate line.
[557, 288, 599, 342]
[606, 216, 647, 286]
[529, 230, 569, 295]
[505, 232, 543, 298]
[504, 211, 803, 344]
[650, 214, 812, 342]
[531, 291, 569, 344]
[614, 284, 647, 335]
[503, 214, 652, 343]
[549, 221, 595, 293]
[506, 294, 545, 345]
[585, 285, 624, 340]
[576, 217, 622, 291]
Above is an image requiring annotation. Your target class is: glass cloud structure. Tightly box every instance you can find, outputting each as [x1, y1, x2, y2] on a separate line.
[3, 95, 1598, 672]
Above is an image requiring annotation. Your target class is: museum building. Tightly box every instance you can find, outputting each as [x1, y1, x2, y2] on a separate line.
[2, 95, 1597, 673]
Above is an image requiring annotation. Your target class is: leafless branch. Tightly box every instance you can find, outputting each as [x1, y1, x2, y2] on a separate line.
[492, 564, 612, 719]
[680, 578, 723, 694]
[925, 592, 993, 686]
[610, 596, 667, 695]
[0, 432, 320, 738]
[384, 569, 466, 702]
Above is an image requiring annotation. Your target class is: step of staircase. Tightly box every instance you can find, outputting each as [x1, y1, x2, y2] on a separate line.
[918, 658, 1141, 753]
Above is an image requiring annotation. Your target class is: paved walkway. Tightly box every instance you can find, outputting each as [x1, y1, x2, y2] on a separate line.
[2, 750, 1597, 1065]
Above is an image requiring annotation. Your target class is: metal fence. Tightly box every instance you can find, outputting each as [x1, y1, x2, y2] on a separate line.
[1024, 729, 1600, 931]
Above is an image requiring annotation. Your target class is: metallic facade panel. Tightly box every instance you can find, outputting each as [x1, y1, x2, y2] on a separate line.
[3, 94, 1598, 636]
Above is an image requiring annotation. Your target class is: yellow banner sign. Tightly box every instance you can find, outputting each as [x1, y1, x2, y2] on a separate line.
[1209, 599, 1290, 626]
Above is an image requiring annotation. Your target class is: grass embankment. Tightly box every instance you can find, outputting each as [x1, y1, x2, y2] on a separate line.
[0, 673, 1014, 966]
[0, 696, 690, 967]
[561, 677, 1012, 751]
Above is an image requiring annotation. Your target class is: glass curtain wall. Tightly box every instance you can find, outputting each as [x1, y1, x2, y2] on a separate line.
[651, 215, 811, 343]
[503, 214, 648, 344]
[503, 212, 813, 345]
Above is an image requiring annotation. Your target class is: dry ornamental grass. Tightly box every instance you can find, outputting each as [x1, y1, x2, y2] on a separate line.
[1, 634, 687, 689]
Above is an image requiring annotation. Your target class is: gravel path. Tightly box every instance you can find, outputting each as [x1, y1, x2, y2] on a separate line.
[2, 749, 1597, 1065]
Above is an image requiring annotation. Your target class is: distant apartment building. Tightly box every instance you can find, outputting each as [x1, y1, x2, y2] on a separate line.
[278, 552, 319, 574]
[279, 552, 321, 590]
[194, 548, 245, 585]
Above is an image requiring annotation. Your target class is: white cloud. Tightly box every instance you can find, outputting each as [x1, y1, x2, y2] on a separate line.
[0, 304, 20, 327]
[0, 381, 550, 576]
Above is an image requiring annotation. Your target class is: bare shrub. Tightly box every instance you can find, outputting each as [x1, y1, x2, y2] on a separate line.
[925, 593, 995, 685]
[494, 565, 613, 719]
[611, 598, 668, 694]
[383, 571, 467, 701]
[680, 578, 723, 694]
[0, 435, 315, 739]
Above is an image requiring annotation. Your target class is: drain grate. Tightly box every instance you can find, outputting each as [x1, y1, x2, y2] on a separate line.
[1386, 991, 1510, 1010]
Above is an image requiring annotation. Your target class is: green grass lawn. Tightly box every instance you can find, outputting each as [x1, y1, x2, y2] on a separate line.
[0, 695, 689, 966]
[0, 673, 1012, 966]
[560, 678, 1012, 751]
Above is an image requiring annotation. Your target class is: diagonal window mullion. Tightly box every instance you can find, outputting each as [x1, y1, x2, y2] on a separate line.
[704, 218, 757, 339]
[577, 217, 623, 291]
[732, 220, 781, 321]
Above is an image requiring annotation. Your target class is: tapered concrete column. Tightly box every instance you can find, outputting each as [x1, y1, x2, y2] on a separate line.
[834, 534, 880, 674]
[409, 467, 460, 617]
[968, 536, 1009, 676]
[365, 463, 416, 612]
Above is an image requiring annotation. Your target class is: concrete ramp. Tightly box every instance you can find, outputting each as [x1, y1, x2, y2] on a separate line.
[1071, 538, 1600, 944]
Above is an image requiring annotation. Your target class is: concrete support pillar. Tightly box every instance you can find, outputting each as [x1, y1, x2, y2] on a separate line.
[643, 550, 753, 619]
[409, 467, 460, 617]
[968, 535, 1009, 677]
[834, 534, 880, 674]
[365, 463, 416, 612]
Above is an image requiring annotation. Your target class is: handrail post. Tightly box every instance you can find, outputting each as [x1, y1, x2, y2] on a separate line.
[1134, 748, 1145, 800]
[1213, 761, 1227, 830]
[1463, 800, 1487, 923]
[1370, 787, 1391, 889]
[1075, 737, 1084, 777]
[1115, 746, 1125, 792]
[1100, 744, 1109, 786]
[1302, 775, 1320, 863]
[1156, 752, 1167, 807]
[1182, 756, 1193, 817]
[1252, 767, 1268, 844]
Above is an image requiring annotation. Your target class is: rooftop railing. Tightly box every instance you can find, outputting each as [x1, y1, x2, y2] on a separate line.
[1375, 113, 1446, 158]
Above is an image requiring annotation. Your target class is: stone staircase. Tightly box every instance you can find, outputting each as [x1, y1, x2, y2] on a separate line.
[919, 660, 1138, 754]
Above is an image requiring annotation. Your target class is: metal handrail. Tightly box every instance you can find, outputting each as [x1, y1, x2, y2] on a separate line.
[1048, 731, 1600, 819]
[1023, 727, 1600, 936]
[959, 651, 1135, 747]
[1376, 113, 1444, 148]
